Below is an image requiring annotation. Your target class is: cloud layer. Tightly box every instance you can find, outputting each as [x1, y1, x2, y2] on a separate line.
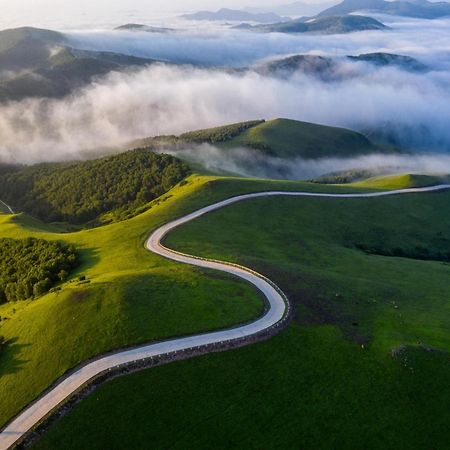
[0, 15, 449, 176]
[1, 60, 449, 164]
[166, 144, 450, 180]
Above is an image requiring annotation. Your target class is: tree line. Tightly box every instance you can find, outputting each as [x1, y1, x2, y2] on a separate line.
[0, 237, 78, 303]
[0, 150, 190, 225]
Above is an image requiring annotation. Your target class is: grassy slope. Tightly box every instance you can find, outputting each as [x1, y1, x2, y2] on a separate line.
[130, 118, 390, 161]
[0, 175, 368, 429]
[36, 182, 450, 449]
[222, 118, 380, 158]
[351, 173, 449, 189]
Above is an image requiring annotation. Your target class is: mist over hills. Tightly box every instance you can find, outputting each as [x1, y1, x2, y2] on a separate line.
[182, 8, 289, 23]
[115, 24, 174, 33]
[255, 52, 428, 80]
[245, 1, 338, 17]
[237, 14, 387, 33]
[0, 27, 159, 101]
[0, 11, 449, 164]
[319, 0, 450, 18]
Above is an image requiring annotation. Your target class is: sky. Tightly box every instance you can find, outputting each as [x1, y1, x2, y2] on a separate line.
[1, 0, 327, 15]
[1, 0, 448, 30]
[0, 0, 332, 29]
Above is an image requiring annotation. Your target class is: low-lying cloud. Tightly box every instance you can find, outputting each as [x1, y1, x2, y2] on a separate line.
[0, 15, 449, 171]
[165, 144, 450, 180]
[0, 61, 449, 164]
[65, 16, 450, 68]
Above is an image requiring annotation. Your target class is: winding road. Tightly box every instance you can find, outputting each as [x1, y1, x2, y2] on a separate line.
[0, 200, 13, 215]
[1, 184, 450, 450]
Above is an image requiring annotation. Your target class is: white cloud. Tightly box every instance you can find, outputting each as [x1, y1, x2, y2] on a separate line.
[0, 61, 449, 163]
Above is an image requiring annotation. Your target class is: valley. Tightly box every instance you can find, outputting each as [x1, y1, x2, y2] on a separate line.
[0, 1, 449, 449]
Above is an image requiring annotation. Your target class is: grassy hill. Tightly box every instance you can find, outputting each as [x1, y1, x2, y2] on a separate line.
[221, 118, 382, 158]
[1, 175, 308, 430]
[0, 27, 158, 101]
[0, 150, 190, 225]
[33, 175, 450, 449]
[351, 173, 450, 189]
[313, 172, 450, 187]
[133, 118, 389, 161]
[247, 14, 387, 34]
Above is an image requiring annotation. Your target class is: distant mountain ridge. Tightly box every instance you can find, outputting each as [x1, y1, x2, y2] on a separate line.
[246, 1, 338, 17]
[115, 24, 174, 33]
[182, 8, 290, 23]
[239, 14, 387, 34]
[318, 0, 450, 18]
[256, 52, 428, 79]
[0, 27, 159, 101]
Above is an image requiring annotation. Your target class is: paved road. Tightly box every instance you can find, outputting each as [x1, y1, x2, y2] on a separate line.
[0, 200, 13, 215]
[1, 184, 449, 450]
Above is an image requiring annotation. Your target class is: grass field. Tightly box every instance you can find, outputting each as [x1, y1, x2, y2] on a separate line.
[133, 118, 391, 160]
[221, 118, 382, 158]
[351, 173, 450, 189]
[34, 181, 450, 449]
[0, 175, 368, 429]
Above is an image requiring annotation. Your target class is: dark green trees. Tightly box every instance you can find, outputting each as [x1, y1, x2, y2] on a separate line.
[0, 150, 190, 224]
[0, 238, 78, 303]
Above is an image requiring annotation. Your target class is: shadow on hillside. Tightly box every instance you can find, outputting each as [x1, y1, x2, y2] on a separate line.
[73, 246, 101, 276]
[0, 338, 31, 376]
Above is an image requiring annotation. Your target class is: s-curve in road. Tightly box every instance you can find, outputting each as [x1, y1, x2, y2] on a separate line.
[1, 184, 450, 450]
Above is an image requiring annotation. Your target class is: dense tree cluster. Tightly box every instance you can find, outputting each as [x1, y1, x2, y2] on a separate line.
[180, 120, 264, 144]
[0, 237, 78, 303]
[0, 150, 190, 224]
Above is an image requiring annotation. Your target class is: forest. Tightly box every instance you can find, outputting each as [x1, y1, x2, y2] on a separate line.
[0, 150, 190, 224]
[0, 237, 78, 303]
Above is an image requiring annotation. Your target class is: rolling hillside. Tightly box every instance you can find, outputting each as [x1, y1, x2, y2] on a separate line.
[243, 14, 387, 34]
[350, 173, 450, 189]
[0, 27, 159, 101]
[0, 175, 288, 431]
[182, 8, 288, 23]
[219, 118, 381, 158]
[31, 175, 450, 450]
[255, 52, 427, 81]
[348, 52, 428, 71]
[0, 150, 190, 225]
[318, 0, 450, 19]
[133, 118, 389, 161]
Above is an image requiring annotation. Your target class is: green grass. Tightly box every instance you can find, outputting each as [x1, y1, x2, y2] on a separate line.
[0, 175, 368, 429]
[221, 118, 382, 158]
[35, 183, 450, 449]
[131, 118, 391, 161]
[351, 173, 450, 189]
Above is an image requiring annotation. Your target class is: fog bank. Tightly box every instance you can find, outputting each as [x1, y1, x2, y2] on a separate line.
[0, 62, 449, 163]
[165, 145, 450, 180]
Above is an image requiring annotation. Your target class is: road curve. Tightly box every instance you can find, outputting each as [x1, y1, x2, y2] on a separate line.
[0, 200, 14, 215]
[1, 184, 450, 450]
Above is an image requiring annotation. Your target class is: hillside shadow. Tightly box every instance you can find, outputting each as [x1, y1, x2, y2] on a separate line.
[0, 338, 31, 377]
[73, 246, 101, 275]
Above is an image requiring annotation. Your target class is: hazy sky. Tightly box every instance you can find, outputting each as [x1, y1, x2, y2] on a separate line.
[0, 0, 332, 29]
[2, 0, 325, 14]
